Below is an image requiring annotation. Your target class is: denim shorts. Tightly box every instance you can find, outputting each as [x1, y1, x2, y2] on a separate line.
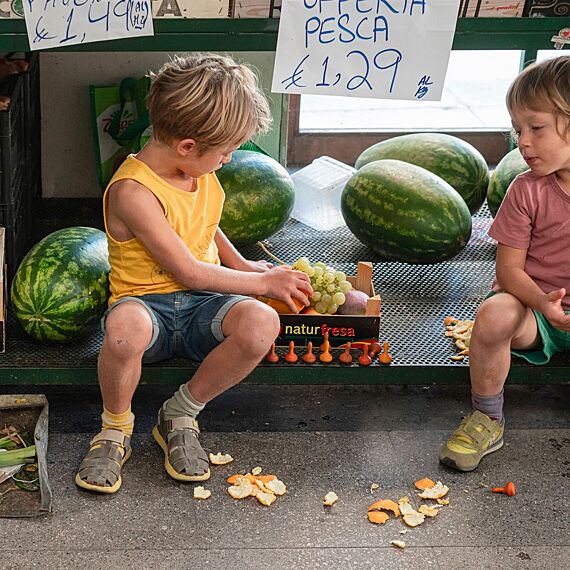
[101, 291, 251, 364]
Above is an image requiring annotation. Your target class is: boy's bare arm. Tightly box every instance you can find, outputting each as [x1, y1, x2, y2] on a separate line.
[108, 183, 311, 309]
[213, 228, 271, 273]
[496, 244, 570, 330]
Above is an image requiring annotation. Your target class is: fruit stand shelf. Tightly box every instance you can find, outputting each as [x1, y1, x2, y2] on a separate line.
[0, 18, 566, 52]
[1, 206, 568, 386]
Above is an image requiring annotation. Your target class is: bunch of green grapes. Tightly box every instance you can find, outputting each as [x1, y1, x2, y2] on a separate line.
[292, 257, 353, 314]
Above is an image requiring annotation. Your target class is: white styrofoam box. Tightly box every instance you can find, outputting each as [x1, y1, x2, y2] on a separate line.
[291, 156, 356, 232]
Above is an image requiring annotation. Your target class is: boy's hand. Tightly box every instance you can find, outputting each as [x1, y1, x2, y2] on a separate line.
[263, 266, 313, 313]
[541, 288, 570, 331]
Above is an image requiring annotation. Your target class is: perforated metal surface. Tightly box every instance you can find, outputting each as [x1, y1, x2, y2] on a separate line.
[0, 205, 568, 377]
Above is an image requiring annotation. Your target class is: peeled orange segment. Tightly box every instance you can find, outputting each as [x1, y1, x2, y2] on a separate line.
[208, 452, 234, 465]
[418, 481, 449, 500]
[367, 499, 400, 517]
[323, 491, 338, 506]
[256, 491, 277, 506]
[414, 477, 436, 490]
[368, 511, 389, 524]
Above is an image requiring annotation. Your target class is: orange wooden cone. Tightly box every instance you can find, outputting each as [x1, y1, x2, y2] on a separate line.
[319, 340, 333, 363]
[491, 482, 516, 496]
[358, 344, 371, 366]
[320, 330, 329, 352]
[284, 340, 298, 363]
[303, 341, 317, 364]
[266, 343, 279, 363]
[338, 342, 353, 364]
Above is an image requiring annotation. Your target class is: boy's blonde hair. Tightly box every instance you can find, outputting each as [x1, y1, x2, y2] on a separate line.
[147, 53, 272, 151]
[506, 56, 570, 139]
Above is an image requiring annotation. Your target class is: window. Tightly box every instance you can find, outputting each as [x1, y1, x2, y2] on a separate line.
[288, 50, 525, 167]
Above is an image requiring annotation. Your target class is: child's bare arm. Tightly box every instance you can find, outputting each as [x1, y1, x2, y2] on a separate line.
[213, 228, 272, 273]
[496, 244, 570, 330]
[108, 183, 311, 310]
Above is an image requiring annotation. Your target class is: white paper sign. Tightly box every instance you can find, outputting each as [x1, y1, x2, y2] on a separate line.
[23, 0, 154, 51]
[272, 0, 461, 101]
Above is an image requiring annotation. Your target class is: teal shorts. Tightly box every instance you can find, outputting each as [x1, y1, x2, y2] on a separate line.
[486, 292, 570, 365]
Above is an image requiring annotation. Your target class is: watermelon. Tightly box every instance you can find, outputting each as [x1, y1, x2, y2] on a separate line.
[11, 227, 110, 342]
[487, 148, 529, 217]
[341, 160, 472, 264]
[217, 150, 294, 245]
[354, 133, 489, 215]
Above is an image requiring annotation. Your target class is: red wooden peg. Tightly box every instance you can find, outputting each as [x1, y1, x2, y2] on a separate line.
[284, 340, 298, 363]
[338, 342, 353, 364]
[303, 341, 317, 364]
[266, 343, 279, 363]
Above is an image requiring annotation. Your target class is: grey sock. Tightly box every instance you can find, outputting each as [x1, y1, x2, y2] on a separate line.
[472, 390, 504, 423]
[162, 383, 205, 421]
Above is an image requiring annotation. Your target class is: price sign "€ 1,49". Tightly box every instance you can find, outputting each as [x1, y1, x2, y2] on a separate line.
[272, 0, 461, 102]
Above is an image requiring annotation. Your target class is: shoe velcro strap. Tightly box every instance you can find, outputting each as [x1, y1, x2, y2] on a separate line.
[82, 445, 123, 464]
[166, 416, 199, 433]
[91, 429, 128, 446]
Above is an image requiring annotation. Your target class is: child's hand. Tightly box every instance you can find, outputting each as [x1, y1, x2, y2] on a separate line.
[263, 265, 313, 313]
[542, 288, 570, 331]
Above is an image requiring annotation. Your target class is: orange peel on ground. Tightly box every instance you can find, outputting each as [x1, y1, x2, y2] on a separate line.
[256, 491, 277, 506]
[418, 504, 441, 517]
[403, 512, 425, 527]
[257, 475, 277, 484]
[323, 491, 339, 506]
[208, 452, 234, 465]
[418, 481, 449, 500]
[193, 486, 211, 500]
[414, 477, 436, 490]
[368, 499, 400, 517]
[265, 478, 287, 496]
[368, 511, 389, 524]
[227, 473, 256, 485]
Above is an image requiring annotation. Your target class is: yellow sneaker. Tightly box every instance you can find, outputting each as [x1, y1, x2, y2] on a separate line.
[439, 410, 504, 472]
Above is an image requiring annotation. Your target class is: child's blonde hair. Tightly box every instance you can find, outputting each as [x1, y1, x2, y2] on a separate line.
[506, 56, 570, 139]
[147, 53, 272, 151]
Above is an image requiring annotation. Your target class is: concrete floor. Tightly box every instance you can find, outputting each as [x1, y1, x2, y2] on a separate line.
[1, 382, 569, 570]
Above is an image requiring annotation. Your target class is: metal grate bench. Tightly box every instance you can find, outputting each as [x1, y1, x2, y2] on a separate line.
[0, 205, 568, 385]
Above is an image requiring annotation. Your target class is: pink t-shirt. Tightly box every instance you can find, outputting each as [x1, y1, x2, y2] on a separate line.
[489, 170, 570, 311]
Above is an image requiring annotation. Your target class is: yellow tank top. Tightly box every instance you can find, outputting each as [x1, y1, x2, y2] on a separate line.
[103, 155, 224, 305]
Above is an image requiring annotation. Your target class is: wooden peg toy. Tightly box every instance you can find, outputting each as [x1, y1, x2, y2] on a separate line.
[303, 341, 317, 364]
[266, 343, 279, 363]
[491, 482, 516, 497]
[284, 341, 298, 363]
[319, 340, 333, 363]
[338, 342, 353, 364]
[320, 330, 330, 352]
[358, 344, 372, 366]
[378, 341, 393, 365]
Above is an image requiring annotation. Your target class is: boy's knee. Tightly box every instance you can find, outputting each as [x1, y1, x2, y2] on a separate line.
[229, 301, 280, 353]
[103, 304, 153, 357]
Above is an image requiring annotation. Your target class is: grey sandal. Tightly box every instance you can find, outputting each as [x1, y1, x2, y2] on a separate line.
[152, 411, 210, 482]
[75, 429, 132, 494]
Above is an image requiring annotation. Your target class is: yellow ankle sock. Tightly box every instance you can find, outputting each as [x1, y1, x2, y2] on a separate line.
[101, 407, 135, 437]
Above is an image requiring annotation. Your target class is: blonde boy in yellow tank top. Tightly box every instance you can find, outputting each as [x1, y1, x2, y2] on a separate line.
[75, 54, 312, 493]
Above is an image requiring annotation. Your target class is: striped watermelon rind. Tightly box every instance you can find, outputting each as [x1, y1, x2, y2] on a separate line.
[341, 159, 472, 264]
[487, 148, 529, 218]
[11, 227, 110, 342]
[354, 133, 489, 215]
[217, 150, 294, 245]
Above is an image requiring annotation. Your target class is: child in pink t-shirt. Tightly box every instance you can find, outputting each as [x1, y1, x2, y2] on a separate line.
[440, 56, 570, 472]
